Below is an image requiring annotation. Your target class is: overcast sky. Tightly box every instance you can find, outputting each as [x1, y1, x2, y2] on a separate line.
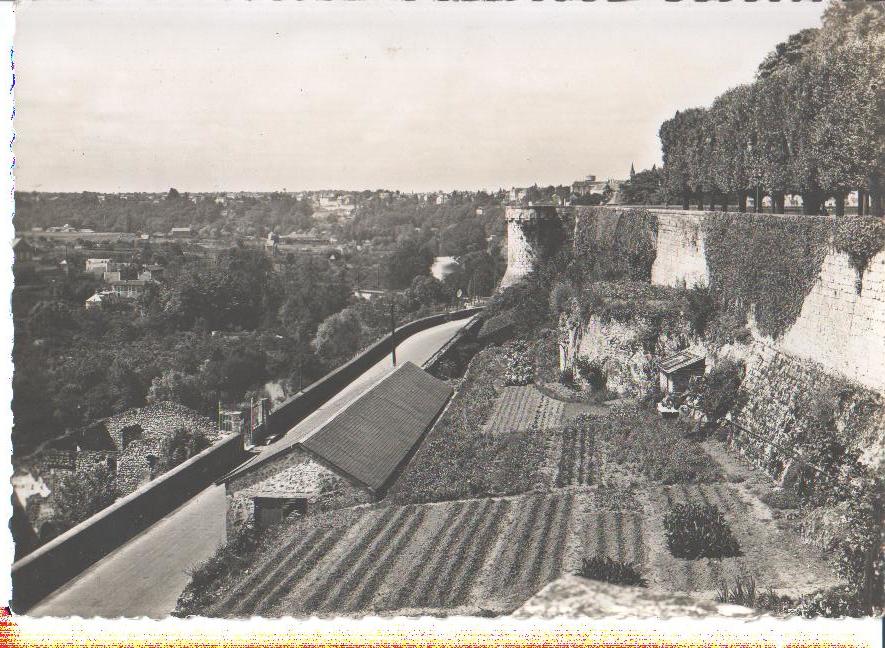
[14, 0, 826, 193]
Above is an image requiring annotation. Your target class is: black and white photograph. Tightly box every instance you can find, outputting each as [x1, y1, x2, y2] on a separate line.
[2, 0, 883, 639]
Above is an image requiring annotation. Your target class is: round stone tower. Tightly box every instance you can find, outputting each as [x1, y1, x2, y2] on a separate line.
[500, 205, 562, 289]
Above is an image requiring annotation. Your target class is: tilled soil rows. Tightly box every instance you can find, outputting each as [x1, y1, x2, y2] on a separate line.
[555, 422, 594, 486]
[484, 386, 564, 435]
[217, 493, 578, 618]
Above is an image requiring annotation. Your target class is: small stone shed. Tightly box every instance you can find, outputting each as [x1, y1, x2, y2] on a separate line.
[658, 350, 706, 396]
[222, 362, 452, 535]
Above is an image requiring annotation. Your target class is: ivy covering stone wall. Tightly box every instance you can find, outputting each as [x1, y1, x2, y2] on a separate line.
[702, 212, 834, 338]
[572, 207, 658, 283]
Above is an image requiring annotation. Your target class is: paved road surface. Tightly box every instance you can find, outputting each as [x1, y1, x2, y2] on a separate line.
[28, 316, 471, 618]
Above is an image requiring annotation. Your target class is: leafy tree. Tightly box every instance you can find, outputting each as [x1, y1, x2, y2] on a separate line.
[407, 275, 447, 308]
[218, 346, 268, 401]
[660, 4, 884, 217]
[27, 300, 76, 340]
[443, 250, 500, 298]
[757, 28, 819, 80]
[820, 0, 885, 46]
[314, 307, 363, 367]
[620, 167, 667, 205]
[147, 369, 205, 411]
[108, 357, 149, 412]
[709, 86, 754, 210]
[660, 108, 706, 208]
[51, 461, 119, 531]
[384, 238, 434, 289]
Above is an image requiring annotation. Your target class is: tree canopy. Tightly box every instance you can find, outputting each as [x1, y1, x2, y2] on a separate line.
[658, 1, 884, 216]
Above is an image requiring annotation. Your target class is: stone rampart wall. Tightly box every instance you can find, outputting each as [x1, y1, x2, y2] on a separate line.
[575, 208, 885, 393]
[649, 210, 709, 288]
[780, 250, 885, 392]
[733, 342, 885, 476]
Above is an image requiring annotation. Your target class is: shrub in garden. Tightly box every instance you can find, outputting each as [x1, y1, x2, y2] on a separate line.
[788, 585, 871, 618]
[716, 575, 757, 606]
[503, 340, 535, 386]
[691, 359, 745, 424]
[575, 356, 607, 391]
[716, 576, 792, 612]
[760, 488, 800, 510]
[663, 503, 740, 559]
[577, 556, 646, 587]
[559, 367, 575, 387]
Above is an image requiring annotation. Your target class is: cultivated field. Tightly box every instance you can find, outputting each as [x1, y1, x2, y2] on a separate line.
[206, 492, 578, 618]
[198, 480, 839, 618]
[181, 353, 844, 618]
[484, 386, 564, 435]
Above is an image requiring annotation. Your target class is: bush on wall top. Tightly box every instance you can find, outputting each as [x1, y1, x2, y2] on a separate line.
[578, 281, 683, 325]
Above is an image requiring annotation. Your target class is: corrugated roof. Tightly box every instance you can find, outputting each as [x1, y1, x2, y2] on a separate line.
[659, 349, 705, 374]
[224, 362, 452, 490]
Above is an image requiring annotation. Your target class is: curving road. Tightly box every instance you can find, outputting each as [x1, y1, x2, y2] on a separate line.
[28, 316, 473, 618]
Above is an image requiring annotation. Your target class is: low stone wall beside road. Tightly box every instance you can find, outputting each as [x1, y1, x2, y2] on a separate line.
[10, 433, 248, 613]
[259, 307, 483, 443]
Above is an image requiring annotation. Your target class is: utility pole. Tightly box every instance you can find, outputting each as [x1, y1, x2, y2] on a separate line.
[296, 329, 304, 392]
[390, 299, 397, 367]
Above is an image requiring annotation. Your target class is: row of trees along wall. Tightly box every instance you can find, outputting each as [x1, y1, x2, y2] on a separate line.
[659, 2, 884, 217]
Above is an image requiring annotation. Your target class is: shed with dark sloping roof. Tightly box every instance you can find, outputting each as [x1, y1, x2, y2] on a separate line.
[299, 361, 452, 491]
[658, 350, 705, 396]
[223, 362, 453, 533]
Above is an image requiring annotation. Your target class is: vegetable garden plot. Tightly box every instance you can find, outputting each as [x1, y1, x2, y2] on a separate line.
[484, 386, 542, 434]
[484, 386, 564, 436]
[266, 506, 408, 616]
[637, 484, 842, 597]
[400, 498, 504, 610]
[555, 421, 594, 486]
[229, 497, 526, 617]
[207, 505, 382, 618]
[483, 491, 577, 609]
[532, 395, 564, 432]
[581, 510, 645, 565]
